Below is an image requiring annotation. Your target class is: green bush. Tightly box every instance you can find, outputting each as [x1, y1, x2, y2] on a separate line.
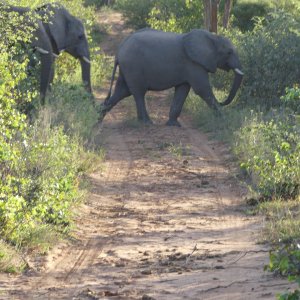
[266, 242, 300, 300]
[235, 113, 300, 200]
[115, 0, 154, 29]
[232, 1, 272, 31]
[0, 124, 84, 244]
[148, 0, 203, 33]
[281, 86, 300, 114]
[84, 0, 116, 8]
[272, 0, 300, 19]
[0, 0, 104, 267]
[44, 84, 99, 140]
[226, 13, 300, 108]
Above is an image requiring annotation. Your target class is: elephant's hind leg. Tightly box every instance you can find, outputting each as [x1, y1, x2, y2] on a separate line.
[103, 73, 131, 112]
[166, 83, 190, 126]
[132, 92, 153, 124]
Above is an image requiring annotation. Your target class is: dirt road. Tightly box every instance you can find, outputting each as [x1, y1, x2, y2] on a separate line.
[0, 10, 293, 300]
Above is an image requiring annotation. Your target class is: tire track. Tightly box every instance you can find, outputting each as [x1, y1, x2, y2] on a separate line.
[7, 110, 133, 300]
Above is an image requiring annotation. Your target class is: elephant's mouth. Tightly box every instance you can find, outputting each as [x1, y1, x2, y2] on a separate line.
[219, 68, 244, 106]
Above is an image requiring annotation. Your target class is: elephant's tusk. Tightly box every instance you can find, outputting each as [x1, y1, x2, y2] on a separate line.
[36, 47, 50, 54]
[53, 53, 59, 58]
[82, 56, 91, 64]
[234, 68, 244, 76]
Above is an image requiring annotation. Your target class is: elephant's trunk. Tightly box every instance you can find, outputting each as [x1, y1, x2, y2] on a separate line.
[80, 57, 92, 94]
[220, 68, 243, 106]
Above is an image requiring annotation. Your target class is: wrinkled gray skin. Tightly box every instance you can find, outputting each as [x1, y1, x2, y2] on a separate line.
[36, 3, 92, 94]
[1, 3, 54, 105]
[101, 28, 243, 126]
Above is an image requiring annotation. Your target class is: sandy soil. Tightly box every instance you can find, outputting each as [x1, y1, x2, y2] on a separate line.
[0, 11, 294, 300]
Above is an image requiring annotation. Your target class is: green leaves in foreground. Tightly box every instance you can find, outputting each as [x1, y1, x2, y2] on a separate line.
[235, 113, 300, 200]
[266, 242, 300, 300]
[0, 125, 84, 245]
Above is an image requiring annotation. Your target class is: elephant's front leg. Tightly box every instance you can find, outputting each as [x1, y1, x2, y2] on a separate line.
[48, 59, 55, 91]
[191, 74, 221, 114]
[167, 83, 190, 127]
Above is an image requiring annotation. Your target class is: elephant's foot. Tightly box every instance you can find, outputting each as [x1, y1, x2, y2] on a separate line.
[166, 119, 181, 127]
[97, 103, 112, 122]
[139, 118, 153, 125]
[97, 109, 107, 123]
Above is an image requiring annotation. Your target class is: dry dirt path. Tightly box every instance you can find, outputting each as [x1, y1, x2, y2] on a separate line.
[0, 10, 293, 300]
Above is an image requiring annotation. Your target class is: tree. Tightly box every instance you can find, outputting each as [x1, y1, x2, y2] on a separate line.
[203, 0, 233, 33]
[223, 0, 233, 29]
[211, 0, 219, 33]
[203, 0, 211, 31]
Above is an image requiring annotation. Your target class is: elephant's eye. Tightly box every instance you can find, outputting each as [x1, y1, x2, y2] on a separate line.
[78, 34, 85, 40]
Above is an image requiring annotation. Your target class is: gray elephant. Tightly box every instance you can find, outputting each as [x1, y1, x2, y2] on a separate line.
[36, 3, 92, 94]
[1, 3, 54, 105]
[100, 28, 243, 126]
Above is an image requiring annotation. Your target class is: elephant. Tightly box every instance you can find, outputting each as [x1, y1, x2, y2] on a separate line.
[1, 3, 54, 105]
[36, 3, 92, 94]
[100, 28, 244, 126]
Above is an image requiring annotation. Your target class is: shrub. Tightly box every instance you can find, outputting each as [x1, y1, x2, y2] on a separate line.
[266, 242, 300, 300]
[232, 1, 272, 31]
[115, 0, 155, 29]
[0, 121, 88, 245]
[0, 1, 104, 266]
[148, 0, 204, 33]
[44, 84, 99, 140]
[272, 0, 300, 19]
[226, 13, 300, 108]
[235, 113, 300, 200]
[281, 86, 300, 114]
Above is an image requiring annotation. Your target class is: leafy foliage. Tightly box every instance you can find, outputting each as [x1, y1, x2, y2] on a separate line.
[235, 113, 300, 200]
[266, 242, 300, 300]
[115, 0, 154, 29]
[0, 125, 85, 244]
[232, 1, 272, 31]
[281, 86, 300, 114]
[226, 13, 300, 108]
[148, 0, 204, 33]
[116, 0, 203, 32]
[45, 84, 99, 140]
[0, 0, 105, 268]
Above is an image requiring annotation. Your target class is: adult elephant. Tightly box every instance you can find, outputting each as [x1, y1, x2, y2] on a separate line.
[1, 3, 54, 105]
[36, 3, 92, 94]
[100, 28, 243, 126]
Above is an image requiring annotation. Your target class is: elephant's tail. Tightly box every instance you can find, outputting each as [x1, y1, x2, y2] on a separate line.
[105, 58, 118, 102]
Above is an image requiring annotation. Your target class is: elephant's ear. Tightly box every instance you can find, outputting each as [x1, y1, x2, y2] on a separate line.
[183, 29, 217, 73]
[46, 6, 68, 52]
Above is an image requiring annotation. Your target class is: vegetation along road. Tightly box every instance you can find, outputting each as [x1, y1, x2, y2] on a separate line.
[1, 9, 297, 300]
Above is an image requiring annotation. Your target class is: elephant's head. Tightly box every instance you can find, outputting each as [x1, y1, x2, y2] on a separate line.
[37, 4, 92, 93]
[183, 29, 243, 106]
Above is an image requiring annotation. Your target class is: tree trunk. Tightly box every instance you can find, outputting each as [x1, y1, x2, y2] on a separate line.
[203, 0, 211, 31]
[222, 0, 232, 29]
[211, 0, 219, 33]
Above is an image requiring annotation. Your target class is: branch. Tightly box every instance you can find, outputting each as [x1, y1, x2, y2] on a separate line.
[201, 280, 249, 293]
[227, 249, 270, 265]
[185, 244, 198, 264]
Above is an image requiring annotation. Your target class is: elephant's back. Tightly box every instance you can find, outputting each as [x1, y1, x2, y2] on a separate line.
[117, 29, 183, 65]
[117, 29, 187, 91]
